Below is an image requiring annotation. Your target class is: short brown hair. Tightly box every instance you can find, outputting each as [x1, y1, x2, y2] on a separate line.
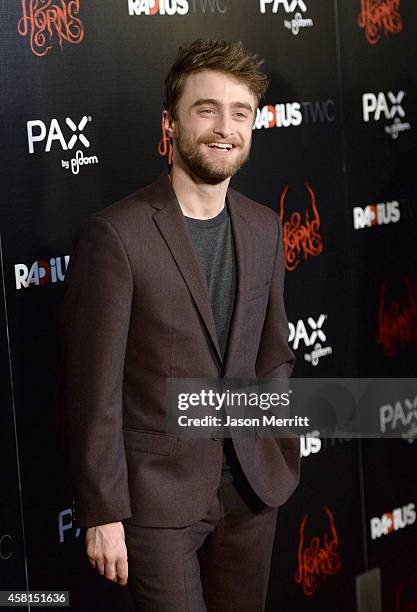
[164, 38, 269, 118]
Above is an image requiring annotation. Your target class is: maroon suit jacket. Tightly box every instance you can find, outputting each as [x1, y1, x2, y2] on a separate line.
[59, 172, 300, 529]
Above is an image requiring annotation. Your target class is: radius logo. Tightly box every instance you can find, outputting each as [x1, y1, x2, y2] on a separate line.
[300, 430, 321, 457]
[370, 503, 416, 540]
[362, 90, 411, 139]
[353, 200, 400, 229]
[26, 115, 99, 176]
[15, 256, 70, 290]
[129, 0, 188, 14]
[254, 100, 335, 130]
[259, 0, 314, 35]
[128, 0, 227, 15]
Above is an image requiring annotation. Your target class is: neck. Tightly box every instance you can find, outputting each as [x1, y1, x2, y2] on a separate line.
[169, 160, 231, 220]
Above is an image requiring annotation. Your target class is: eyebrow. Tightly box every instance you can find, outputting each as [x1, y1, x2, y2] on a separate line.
[191, 98, 254, 114]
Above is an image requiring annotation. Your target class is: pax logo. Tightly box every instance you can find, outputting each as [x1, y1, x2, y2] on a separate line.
[26, 116, 99, 175]
[362, 91, 411, 139]
[27, 116, 91, 153]
[370, 503, 416, 540]
[128, 0, 227, 15]
[358, 0, 402, 45]
[289, 314, 333, 366]
[380, 395, 417, 443]
[260, 0, 307, 11]
[15, 256, 70, 290]
[295, 506, 341, 595]
[353, 200, 400, 229]
[259, 0, 314, 35]
[18, 0, 85, 57]
[254, 100, 335, 130]
[283, 13, 313, 35]
[58, 507, 81, 543]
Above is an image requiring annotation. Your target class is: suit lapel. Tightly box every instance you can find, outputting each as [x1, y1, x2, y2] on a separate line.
[149, 173, 249, 376]
[222, 187, 250, 376]
[150, 173, 223, 368]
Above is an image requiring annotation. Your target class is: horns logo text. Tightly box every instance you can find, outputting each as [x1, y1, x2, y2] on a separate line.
[358, 0, 402, 45]
[279, 182, 323, 271]
[295, 506, 342, 595]
[376, 277, 417, 357]
[18, 0, 84, 57]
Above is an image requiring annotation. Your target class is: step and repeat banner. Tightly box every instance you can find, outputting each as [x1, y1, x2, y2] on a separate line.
[1, 1, 417, 610]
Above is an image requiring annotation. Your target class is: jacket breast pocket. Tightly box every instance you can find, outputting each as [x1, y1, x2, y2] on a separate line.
[123, 428, 177, 456]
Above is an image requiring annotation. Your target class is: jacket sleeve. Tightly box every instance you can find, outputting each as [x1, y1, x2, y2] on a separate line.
[59, 215, 133, 529]
[255, 213, 295, 380]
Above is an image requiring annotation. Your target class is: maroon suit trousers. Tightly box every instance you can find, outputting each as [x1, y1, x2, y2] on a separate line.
[123, 474, 278, 612]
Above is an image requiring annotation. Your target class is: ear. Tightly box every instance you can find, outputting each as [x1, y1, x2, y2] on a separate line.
[162, 110, 177, 139]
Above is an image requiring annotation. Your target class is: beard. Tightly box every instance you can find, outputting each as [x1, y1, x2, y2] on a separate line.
[174, 130, 251, 183]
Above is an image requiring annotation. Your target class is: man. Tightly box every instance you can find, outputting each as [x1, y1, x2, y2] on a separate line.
[60, 38, 299, 611]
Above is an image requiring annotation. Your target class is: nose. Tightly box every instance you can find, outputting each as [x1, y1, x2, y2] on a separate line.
[213, 112, 234, 139]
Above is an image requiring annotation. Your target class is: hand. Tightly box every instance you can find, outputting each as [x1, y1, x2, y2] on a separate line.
[85, 521, 128, 586]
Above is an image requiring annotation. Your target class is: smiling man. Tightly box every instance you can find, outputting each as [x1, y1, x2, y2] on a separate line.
[60, 39, 299, 611]
[169, 75, 253, 183]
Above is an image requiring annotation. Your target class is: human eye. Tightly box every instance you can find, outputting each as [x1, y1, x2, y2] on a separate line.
[200, 108, 216, 115]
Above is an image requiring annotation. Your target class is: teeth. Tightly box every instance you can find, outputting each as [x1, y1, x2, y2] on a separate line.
[208, 143, 232, 149]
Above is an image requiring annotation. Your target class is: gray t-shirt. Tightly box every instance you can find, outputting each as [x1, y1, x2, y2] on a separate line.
[184, 203, 238, 486]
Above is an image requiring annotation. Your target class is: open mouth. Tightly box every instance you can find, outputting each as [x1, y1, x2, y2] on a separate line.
[206, 142, 235, 153]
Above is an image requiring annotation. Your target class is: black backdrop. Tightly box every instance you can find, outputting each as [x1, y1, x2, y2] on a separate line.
[1, 1, 416, 610]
